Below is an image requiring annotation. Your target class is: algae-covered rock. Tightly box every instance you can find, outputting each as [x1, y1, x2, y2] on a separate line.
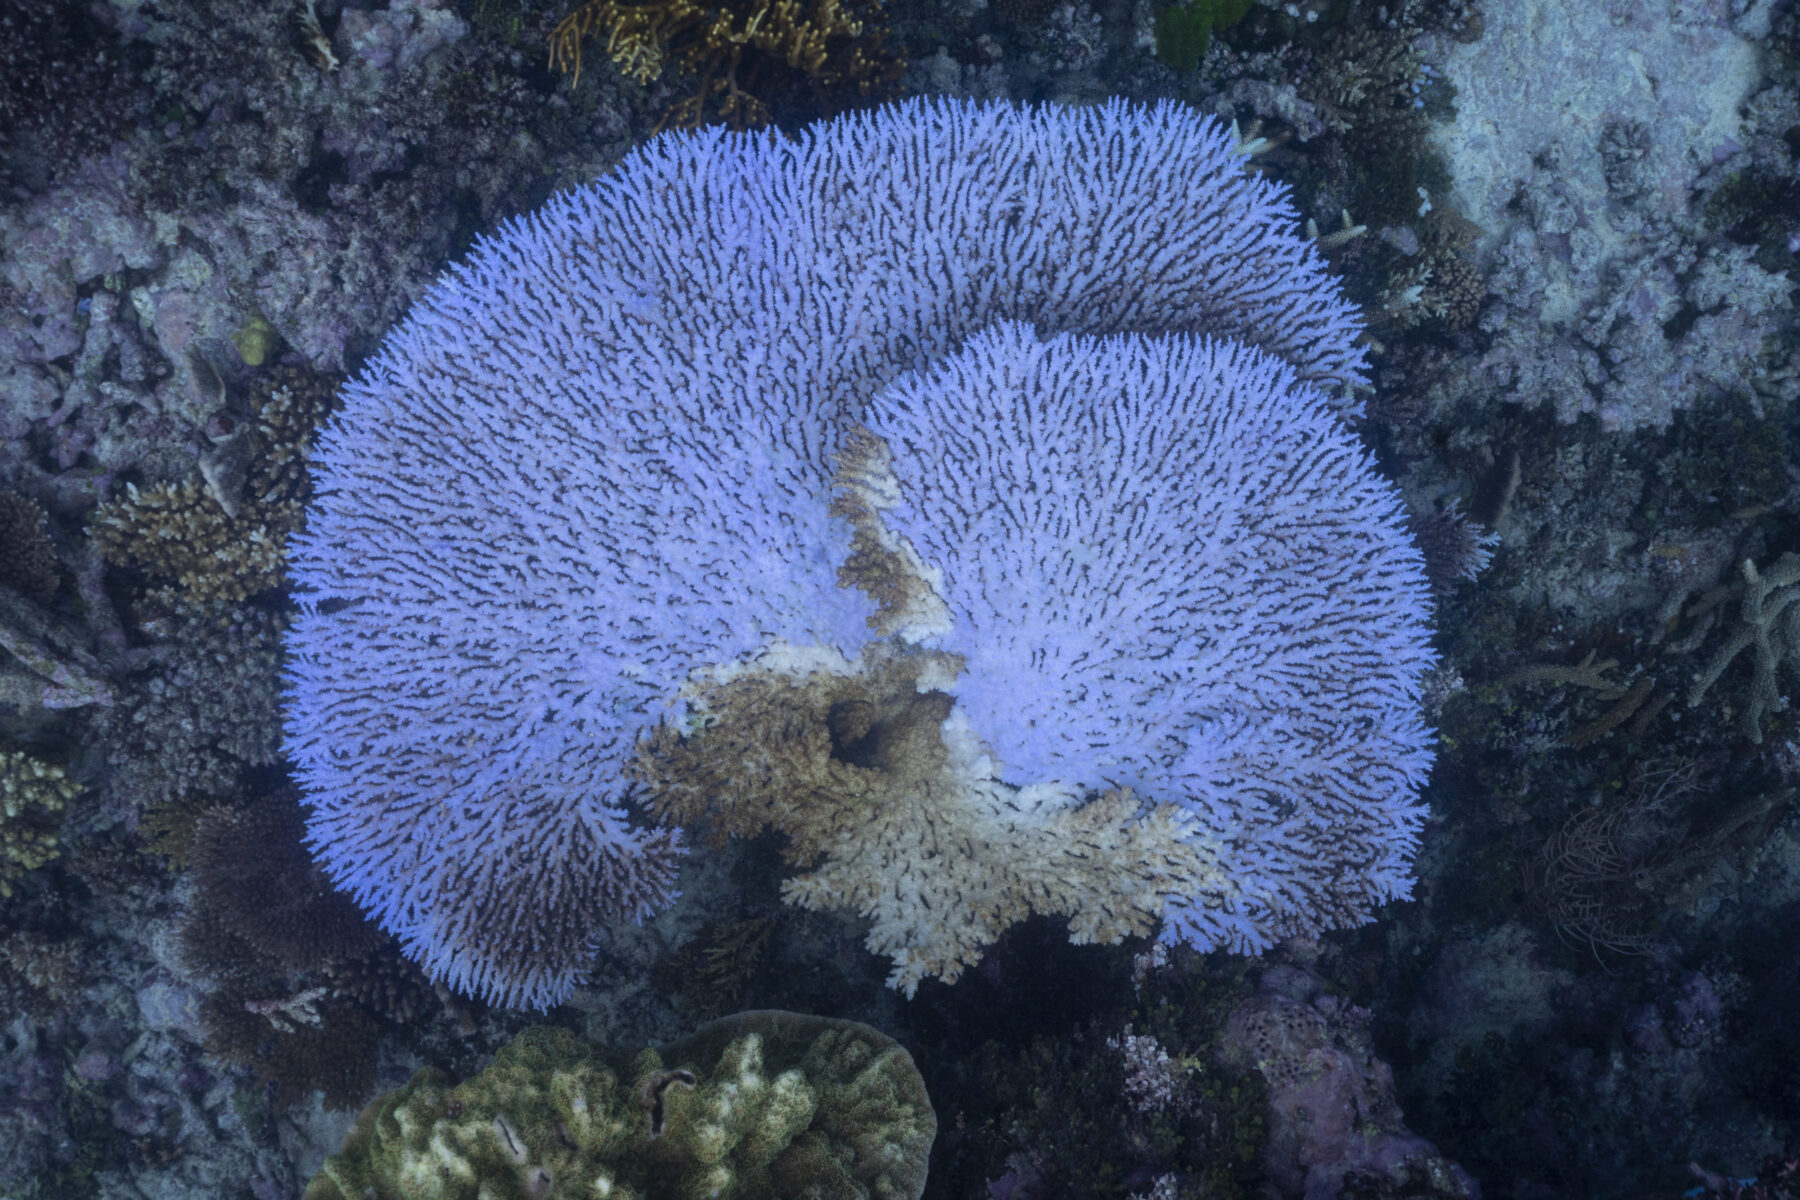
[304, 1010, 935, 1200]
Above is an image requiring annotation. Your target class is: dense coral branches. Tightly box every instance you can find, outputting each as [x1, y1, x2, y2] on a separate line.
[641, 642, 1222, 993]
[89, 369, 336, 613]
[0, 751, 76, 899]
[549, 0, 904, 130]
[286, 98, 1427, 1010]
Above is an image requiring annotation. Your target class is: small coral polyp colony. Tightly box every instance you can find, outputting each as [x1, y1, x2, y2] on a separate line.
[283, 98, 1436, 1010]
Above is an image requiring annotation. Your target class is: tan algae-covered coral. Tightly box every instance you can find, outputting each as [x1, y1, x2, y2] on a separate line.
[305, 1010, 935, 1200]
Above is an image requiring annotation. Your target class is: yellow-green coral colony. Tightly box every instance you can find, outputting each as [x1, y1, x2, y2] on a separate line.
[0, 751, 77, 898]
[547, 0, 903, 130]
[304, 1012, 934, 1200]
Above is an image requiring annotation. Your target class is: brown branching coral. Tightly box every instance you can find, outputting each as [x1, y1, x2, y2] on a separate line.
[0, 930, 83, 1019]
[320, 943, 447, 1027]
[201, 983, 381, 1111]
[174, 787, 445, 1022]
[88, 368, 337, 613]
[1405, 501, 1496, 593]
[1301, 22, 1431, 139]
[186, 788, 384, 971]
[636, 643, 1220, 994]
[176, 787, 439, 1107]
[0, 493, 60, 606]
[658, 914, 780, 1015]
[1686, 553, 1800, 742]
[549, 0, 904, 130]
[1372, 247, 1485, 335]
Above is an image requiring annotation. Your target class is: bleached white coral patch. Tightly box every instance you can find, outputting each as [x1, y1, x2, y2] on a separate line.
[285, 96, 1396, 1008]
[862, 324, 1437, 952]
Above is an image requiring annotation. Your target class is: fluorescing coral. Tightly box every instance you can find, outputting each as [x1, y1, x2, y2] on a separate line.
[0, 750, 77, 899]
[649, 324, 1432, 989]
[304, 1011, 935, 1200]
[549, 0, 904, 130]
[88, 367, 336, 612]
[286, 97, 1422, 1011]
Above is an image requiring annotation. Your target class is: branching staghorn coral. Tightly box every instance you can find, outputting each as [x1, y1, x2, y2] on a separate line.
[549, 0, 903, 130]
[1687, 553, 1800, 742]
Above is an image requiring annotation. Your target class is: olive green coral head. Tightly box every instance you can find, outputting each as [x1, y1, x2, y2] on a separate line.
[304, 1011, 934, 1200]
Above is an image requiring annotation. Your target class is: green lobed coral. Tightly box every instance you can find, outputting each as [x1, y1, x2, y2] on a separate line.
[304, 1010, 935, 1200]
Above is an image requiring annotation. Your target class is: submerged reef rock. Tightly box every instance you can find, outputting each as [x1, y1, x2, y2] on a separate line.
[285, 96, 1433, 1010]
[1426, 0, 1796, 432]
[303, 1010, 935, 1200]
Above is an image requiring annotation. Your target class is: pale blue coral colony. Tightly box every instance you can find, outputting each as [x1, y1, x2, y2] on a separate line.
[284, 96, 1436, 1010]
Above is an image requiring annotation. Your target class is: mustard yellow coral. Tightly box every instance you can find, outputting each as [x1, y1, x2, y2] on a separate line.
[549, 0, 903, 130]
[0, 750, 77, 899]
[89, 368, 336, 613]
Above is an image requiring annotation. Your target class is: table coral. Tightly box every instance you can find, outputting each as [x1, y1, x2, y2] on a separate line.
[285, 97, 1429, 1010]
